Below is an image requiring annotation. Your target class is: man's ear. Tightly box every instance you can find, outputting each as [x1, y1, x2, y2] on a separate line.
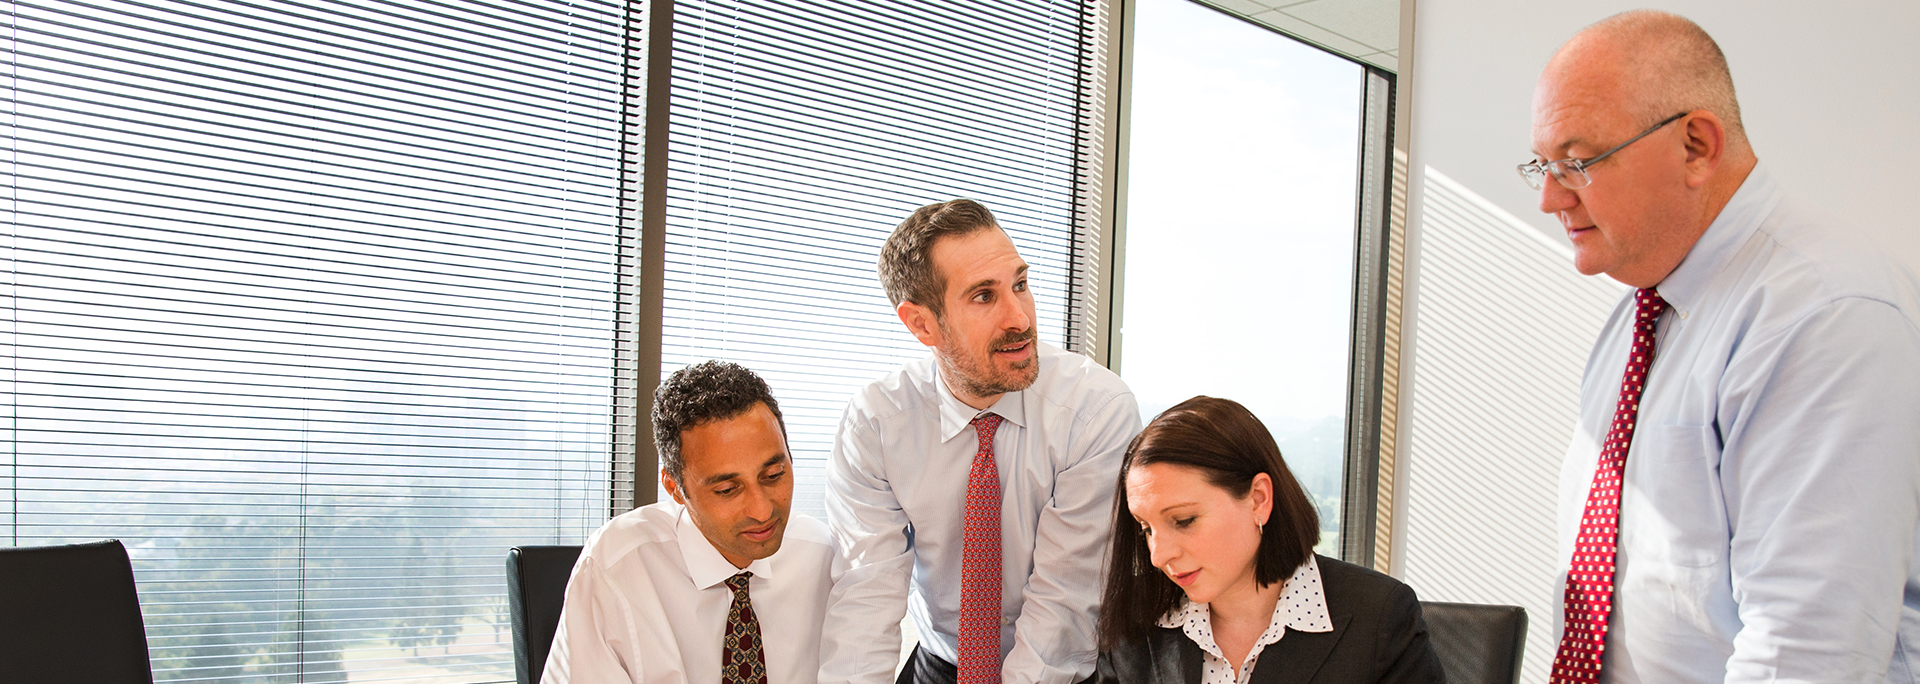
[660, 467, 687, 506]
[1681, 111, 1727, 189]
[897, 300, 943, 348]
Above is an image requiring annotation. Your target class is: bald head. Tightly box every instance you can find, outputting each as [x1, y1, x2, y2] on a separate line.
[1529, 10, 1759, 288]
[1544, 10, 1746, 149]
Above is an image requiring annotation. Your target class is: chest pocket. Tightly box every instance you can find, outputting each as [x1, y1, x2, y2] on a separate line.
[1622, 423, 1728, 568]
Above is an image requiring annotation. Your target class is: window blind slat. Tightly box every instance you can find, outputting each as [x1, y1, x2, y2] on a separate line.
[660, 0, 1093, 522]
[2, 0, 621, 679]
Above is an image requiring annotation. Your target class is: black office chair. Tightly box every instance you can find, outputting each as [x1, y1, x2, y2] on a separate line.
[0, 539, 155, 684]
[1420, 601, 1527, 684]
[508, 545, 584, 684]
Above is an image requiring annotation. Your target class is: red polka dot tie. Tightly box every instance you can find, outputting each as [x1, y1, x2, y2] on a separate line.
[1551, 288, 1667, 684]
[959, 413, 1005, 684]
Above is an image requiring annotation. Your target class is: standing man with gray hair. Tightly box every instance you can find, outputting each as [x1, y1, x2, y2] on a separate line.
[818, 199, 1140, 684]
[1526, 10, 1920, 684]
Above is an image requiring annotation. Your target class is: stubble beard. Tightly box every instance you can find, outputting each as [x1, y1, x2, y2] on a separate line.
[936, 325, 1040, 400]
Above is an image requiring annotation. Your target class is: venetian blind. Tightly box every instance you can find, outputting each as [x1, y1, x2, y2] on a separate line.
[659, 0, 1096, 518]
[0, 0, 623, 680]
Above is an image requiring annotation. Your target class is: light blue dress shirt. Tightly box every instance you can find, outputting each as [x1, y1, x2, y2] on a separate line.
[819, 342, 1140, 684]
[1556, 164, 1920, 683]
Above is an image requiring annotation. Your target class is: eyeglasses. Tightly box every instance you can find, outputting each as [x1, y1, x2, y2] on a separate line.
[1517, 112, 1688, 190]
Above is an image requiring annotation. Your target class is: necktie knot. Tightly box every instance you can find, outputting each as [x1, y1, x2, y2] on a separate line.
[971, 413, 1004, 445]
[725, 571, 752, 594]
[1635, 288, 1668, 321]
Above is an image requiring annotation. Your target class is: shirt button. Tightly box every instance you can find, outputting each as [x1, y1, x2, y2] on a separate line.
[1000, 616, 1012, 625]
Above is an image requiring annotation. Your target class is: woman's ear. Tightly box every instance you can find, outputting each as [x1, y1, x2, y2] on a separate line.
[1249, 472, 1274, 527]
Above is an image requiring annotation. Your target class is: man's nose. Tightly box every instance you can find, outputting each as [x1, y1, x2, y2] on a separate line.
[744, 486, 775, 521]
[1539, 178, 1579, 215]
[999, 294, 1030, 331]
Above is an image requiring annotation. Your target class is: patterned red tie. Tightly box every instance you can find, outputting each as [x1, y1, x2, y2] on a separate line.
[959, 413, 1005, 684]
[1551, 288, 1667, 683]
[721, 572, 767, 684]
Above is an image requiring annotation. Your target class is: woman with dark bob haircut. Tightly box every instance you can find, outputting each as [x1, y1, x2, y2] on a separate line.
[1094, 396, 1441, 683]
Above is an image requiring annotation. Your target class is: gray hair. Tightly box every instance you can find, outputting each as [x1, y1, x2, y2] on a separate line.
[1581, 10, 1745, 141]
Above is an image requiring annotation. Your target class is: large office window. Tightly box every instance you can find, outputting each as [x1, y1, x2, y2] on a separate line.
[656, 0, 1098, 521]
[3, 0, 1116, 678]
[1, 0, 621, 681]
[1118, 0, 1378, 554]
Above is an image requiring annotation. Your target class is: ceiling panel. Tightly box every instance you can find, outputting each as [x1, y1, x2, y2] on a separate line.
[1191, 0, 1402, 72]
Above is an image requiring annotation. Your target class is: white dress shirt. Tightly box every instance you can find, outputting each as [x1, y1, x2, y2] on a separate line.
[1556, 164, 1920, 683]
[1158, 556, 1334, 684]
[819, 341, 1141, 684]
[541, 501, 843, 684]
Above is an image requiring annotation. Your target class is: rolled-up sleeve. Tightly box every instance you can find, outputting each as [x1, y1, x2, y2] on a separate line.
[819, 411, 915, 684]
[1719, 297, 1920, 681]
[1002, 392, 1141, 684]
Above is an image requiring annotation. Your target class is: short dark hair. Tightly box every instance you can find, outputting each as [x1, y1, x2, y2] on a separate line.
[877, 199, 1001, 317]
[1096, 396, 1321, 649]
[651, 360, 787, 484]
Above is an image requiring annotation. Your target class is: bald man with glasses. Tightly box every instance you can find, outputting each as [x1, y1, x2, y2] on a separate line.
[1525, 10, 1920, 684]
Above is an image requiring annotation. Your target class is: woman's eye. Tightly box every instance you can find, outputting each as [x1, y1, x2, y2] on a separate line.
[1174, 517, 1196, 528]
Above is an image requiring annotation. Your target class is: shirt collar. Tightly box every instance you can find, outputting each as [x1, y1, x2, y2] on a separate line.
[1654, 162, 1782, 318]
[1154, 555, 1334, 639]
[933, 348, 1036, 442]
[674, 503, 776, 590]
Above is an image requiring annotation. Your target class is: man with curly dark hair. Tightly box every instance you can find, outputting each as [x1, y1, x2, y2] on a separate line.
[544, 360, 843, 684]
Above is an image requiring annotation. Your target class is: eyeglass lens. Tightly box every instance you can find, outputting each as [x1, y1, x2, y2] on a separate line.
[1519, 161, 1591, 190]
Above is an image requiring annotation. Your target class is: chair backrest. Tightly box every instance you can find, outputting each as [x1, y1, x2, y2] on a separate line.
[0, 539, 155, 684]
[507, 545, 584, 684]
[1420, 601, 1527, 684]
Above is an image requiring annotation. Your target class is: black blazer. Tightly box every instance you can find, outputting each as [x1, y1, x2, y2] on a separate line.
[1095, 555, 1443, 684]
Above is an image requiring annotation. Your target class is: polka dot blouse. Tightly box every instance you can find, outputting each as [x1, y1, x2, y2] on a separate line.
[1154, 555, 1333, 684]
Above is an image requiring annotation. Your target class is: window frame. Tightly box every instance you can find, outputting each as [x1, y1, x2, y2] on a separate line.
[609, 0, 1410, 571]
[612, 0, 1121, 511]
[1098, 0, 1408, 569]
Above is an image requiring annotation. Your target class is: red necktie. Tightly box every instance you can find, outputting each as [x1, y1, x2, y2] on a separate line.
[959, 413, 1005, 684]
[1551, 288, 1667, 683]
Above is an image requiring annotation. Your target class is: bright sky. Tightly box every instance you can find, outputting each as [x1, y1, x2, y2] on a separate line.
[1119, 0, 1367, 440]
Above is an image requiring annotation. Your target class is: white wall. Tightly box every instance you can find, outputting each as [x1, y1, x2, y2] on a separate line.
[1400, 170, 1624, 684]
[1394, 3, 1920, 682]
[1411, 1, 1920, 264]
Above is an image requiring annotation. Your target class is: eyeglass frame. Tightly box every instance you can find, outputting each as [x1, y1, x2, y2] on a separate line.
[1517, 111, 1690, 190]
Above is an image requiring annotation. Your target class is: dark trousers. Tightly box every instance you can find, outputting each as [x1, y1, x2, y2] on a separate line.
[895, 644, 1096, 684]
